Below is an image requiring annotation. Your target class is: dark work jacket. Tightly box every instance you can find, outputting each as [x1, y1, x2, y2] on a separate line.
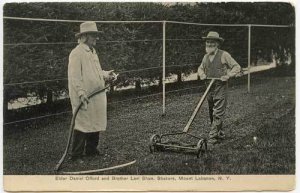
[203, 50, 228, 99]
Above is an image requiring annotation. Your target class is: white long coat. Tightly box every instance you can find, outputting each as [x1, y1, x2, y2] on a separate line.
[68, 43, 110, 132]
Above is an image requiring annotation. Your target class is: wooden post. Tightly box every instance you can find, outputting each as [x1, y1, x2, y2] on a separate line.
[248, 25, 251, 93]
[162, 21, 166, 115]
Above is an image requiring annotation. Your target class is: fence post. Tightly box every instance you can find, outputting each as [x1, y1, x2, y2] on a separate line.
[248, 25, 251, 93]
[162, 21, 166, 115]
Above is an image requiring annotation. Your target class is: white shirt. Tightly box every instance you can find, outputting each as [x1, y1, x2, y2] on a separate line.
[198, 49, 241, 79]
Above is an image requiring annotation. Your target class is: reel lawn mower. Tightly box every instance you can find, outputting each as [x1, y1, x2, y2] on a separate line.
[149, 78, 217, 158]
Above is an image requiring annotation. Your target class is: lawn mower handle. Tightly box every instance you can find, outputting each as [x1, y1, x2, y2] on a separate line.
[183, 79, 215, 133]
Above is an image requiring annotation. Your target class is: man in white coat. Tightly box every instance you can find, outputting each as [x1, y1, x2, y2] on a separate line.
[68, 21, 117, 161]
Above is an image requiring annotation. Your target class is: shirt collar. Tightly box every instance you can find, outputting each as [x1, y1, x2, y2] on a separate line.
[80, 43, 95, 53]
[210, 48, 219, 56]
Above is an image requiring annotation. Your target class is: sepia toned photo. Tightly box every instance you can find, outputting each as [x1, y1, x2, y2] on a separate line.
[2, 1, 295, 192]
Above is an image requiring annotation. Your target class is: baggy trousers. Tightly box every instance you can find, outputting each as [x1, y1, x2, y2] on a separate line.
[206, 80, 228, 139]
[71, 130, 100, 158]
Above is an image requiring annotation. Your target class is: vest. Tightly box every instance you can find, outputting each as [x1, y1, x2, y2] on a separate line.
[203, 49, 227, 78]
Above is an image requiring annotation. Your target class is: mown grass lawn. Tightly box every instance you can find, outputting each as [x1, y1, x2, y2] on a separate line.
[3, 76, 295, 175]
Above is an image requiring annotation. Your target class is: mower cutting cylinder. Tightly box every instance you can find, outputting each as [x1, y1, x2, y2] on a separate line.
[149, 133, 207, 158]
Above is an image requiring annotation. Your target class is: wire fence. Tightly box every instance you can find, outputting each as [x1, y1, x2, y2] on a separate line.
[3, 16, 293, 125]
[5, 77, 264, 126]
[4, 16, 292, 27]
[4, 84, 208, 125]
[3, 39, 221, 46]
[3, 17, 295, 174]
[4, 63, 202, 86]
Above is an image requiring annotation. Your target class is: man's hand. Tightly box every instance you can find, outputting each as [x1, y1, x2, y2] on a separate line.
[220, 75, 230, 82]
[79, 94, 89, 110]
[107, 70, 115, 76]
[111, 72, 119, 82]
[107, 70, 118, 82]
[235, 70, 244, 78]
[200, 74, 207, 80]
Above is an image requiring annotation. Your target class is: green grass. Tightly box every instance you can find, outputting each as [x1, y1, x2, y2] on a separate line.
[3, 76, 295, 175]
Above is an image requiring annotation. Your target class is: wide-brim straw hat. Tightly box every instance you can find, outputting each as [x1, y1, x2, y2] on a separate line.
[202, 31, 224, 42]
[75, 21, 102, 38]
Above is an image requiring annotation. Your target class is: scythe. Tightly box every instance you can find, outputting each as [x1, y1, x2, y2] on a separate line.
[55, 77, 136, 173]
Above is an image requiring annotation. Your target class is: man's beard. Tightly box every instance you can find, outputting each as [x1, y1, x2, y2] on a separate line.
[206, 46, 217, 54]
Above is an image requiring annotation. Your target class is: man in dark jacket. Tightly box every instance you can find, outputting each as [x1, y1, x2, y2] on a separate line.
[198, 31, 241, 144]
